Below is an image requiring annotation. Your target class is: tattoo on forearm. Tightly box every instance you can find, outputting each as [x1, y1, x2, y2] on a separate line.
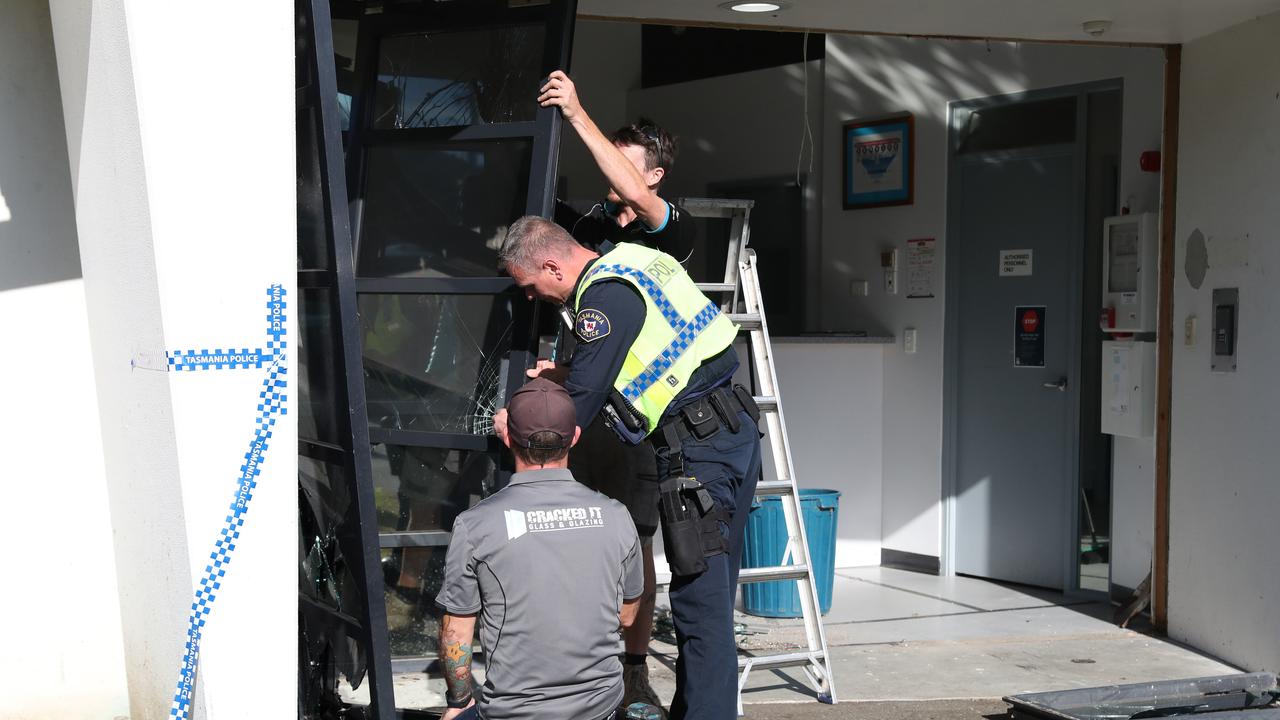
[441, 640, 473, 703]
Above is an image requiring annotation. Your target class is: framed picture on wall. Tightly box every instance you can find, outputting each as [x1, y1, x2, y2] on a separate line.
[843, 114, 914, 209]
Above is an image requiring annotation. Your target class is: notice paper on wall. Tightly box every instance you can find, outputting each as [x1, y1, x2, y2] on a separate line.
[906, 238, 936, 298]
[1000, 249, 1033, 277]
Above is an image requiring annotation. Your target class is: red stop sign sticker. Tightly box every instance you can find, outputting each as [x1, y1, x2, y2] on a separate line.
[1021, 309, 1039, 333]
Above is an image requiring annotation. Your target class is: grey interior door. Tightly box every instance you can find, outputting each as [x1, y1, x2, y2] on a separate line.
[951, 146, 1082, 589]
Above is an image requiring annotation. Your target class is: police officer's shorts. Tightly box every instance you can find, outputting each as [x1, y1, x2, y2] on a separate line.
[568, 416, 660, 539]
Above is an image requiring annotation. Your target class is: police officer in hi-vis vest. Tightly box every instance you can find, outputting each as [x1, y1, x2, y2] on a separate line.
[493, 217, 763, 720]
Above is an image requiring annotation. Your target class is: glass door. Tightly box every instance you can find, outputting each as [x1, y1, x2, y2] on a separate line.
[343, 0, 575, 682]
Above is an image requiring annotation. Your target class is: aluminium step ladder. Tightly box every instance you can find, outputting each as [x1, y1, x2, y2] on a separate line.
[681, 197, 838, 712]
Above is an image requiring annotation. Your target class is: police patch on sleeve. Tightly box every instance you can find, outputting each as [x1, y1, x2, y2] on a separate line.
[574, 308, 611, 343]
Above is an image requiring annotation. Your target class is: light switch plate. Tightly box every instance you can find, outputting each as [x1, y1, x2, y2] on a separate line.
[904, 327, 917, 354]
[850, 279, 869, 296]
[1184, 315, 1196, 346]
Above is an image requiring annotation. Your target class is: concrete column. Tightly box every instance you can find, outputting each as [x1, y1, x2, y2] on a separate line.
[0, 2, 129, 718]
[47, 1, 296, 718]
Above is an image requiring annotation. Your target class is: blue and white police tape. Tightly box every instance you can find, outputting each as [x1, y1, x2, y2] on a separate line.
[168, 348, 268, 371]
[169, 285, 288, 720]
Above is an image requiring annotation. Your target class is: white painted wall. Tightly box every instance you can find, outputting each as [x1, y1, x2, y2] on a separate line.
[1110, 436, 1156, 592]
[47, 0, 297, 717]
[560, 20, 642, 205]
[1168, 10, 1280, 672]
[820, 35, 1166, 559]
[651, 340, 884, 573]
[760, 342, 885, 568]
[0, 4, 128, 717]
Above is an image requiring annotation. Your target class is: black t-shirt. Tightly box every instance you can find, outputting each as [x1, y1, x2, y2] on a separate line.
[556, 198, 695, 263]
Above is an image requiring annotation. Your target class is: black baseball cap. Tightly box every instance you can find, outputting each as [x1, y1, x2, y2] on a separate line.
[506, 378, 576, 449]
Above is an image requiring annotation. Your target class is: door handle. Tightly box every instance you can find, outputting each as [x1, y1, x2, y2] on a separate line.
[1042, 377, 1068, 391]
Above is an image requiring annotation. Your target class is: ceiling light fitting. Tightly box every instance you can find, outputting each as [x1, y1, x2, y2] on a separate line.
[720, 1, 787, 13]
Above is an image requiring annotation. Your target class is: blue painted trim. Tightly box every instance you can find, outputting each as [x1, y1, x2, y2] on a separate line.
[644, 201, 672, 234]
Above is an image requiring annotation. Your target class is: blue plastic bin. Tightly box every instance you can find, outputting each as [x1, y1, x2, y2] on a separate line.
[741, 488, 840, 617]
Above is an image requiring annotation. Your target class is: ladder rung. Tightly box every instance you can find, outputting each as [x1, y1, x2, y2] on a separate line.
[695, 282, 736, 293]
[754, 395, 777, 412]
[679, 197, 755, 217]
[754, 480, 793, 496]
[738, 565, 810, 583]
[738, 650, 826, 671]
[727, 313, 762, 330]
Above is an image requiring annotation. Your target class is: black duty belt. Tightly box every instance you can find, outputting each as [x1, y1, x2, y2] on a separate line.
[652, 383, 760, 454]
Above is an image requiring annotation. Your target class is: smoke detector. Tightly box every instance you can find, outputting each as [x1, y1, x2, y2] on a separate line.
[1082, 20, 1112, 37]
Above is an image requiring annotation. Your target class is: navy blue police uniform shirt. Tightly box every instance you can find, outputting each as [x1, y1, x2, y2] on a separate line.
[564, 261, 647, 430]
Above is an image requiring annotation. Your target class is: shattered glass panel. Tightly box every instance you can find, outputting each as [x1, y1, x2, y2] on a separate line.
[299, 289, 345, 445]
[374, 446, 495, 657]
[372, 25, 545, 129]
[355, 141, 532, 278]
[361, 293, 514, 434]
[294, 453, 366, 717]
[299, 456, 371, 708]
[300, 457, 365, 616]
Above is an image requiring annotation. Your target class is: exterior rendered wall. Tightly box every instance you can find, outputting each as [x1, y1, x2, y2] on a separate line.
[1168, 10, 1280, 672]
[47, 0, 297, 717]
[0, 2, 129, 717]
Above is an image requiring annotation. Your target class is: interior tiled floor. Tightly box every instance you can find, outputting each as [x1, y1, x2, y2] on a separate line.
[365, 566, 1240, 712]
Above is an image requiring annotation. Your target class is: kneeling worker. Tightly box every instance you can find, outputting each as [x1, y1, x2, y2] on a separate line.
[436, 378, 645, 720]
[494, 218, 763, 720]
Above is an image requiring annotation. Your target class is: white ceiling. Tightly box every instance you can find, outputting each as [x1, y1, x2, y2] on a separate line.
[579, 0, 1280, 45]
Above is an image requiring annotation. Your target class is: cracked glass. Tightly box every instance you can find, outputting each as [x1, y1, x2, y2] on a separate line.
[360, 293, 514, 435]
[372, 25, 545, 129]
[372, 445, 495, 657]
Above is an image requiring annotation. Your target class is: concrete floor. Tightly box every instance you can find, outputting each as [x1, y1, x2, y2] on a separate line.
[355, 567, 1240, 717]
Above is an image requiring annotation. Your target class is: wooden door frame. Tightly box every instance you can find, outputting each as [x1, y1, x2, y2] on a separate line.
[1152, 44, 1180, 632]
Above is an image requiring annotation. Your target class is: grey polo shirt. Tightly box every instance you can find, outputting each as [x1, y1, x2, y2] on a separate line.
[436, 467, 644, 720]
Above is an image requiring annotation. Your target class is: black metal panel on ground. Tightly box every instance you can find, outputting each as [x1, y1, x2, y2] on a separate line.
[1005, 673, 1280, 720]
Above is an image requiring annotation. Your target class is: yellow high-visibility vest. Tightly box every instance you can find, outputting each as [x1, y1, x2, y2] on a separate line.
[573, 243, 739, 435]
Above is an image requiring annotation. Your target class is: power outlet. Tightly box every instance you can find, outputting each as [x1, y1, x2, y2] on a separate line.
[881, 248, 898, 295]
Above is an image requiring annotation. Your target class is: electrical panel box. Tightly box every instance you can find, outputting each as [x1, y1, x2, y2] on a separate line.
[1211, 288, 1239, 372]
[1101, 340, 1156, 438]
[1102, 213, 1159, 333]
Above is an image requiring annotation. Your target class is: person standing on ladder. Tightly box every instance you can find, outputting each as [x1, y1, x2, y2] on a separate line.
[541, 69, 695, 712]
[493, 214, 762, 720]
